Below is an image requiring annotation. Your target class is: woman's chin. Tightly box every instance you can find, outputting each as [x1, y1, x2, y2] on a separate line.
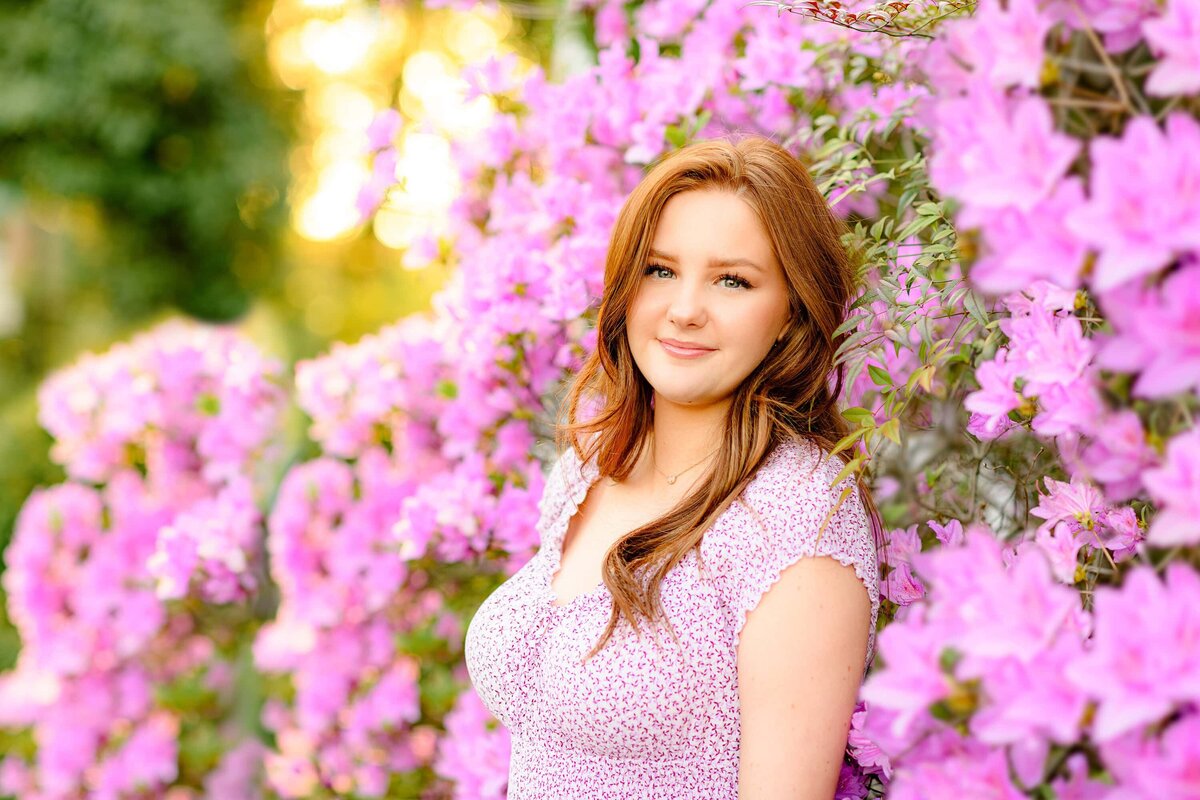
[649, 386, 726, 409]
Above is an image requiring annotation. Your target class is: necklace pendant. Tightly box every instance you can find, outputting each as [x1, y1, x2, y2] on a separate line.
[666, 475, 677, 485]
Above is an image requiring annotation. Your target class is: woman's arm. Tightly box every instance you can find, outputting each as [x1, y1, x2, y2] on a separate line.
[737, 555, 872, 800]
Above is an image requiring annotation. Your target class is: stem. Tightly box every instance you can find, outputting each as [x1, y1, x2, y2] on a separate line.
[1066, 0, 1140, 115]
[1045, 96, 1128, 112]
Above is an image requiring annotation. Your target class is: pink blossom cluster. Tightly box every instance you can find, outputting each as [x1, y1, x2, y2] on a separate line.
[860, 527, 1200, 796]
[433, 688, 512, 800]
[37, 317, 287, 489]
[1, 320, 286, 798]
[3, 0, 1198, 793]
[252, 428, 473, 795]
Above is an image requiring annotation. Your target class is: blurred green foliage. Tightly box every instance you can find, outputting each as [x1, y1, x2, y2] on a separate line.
[0, 0, 296, 570]
[0, 0, 293, 320]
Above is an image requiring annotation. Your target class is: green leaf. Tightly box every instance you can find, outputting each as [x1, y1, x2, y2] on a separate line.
[832, 454, 866, 487]
[664, 124, 687, 149]
[964, 290, 991, 327]
[896, 215, 936, 241]
[834, 312, 867, 338]
[868, 364, 892, 387]
[896, 186, 920, 216]
[841, 406, 877, 426]
[830, 426, 869, 457]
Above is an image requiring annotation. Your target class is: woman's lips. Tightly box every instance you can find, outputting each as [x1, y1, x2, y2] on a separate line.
[658, 339, 716, 359]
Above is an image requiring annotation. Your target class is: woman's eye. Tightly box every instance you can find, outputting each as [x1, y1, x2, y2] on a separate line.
[642, 265, 750, 289]
[643, 264, 673, 279]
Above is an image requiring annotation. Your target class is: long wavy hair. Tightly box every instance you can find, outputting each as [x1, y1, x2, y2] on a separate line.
[559, 134, 883, 659]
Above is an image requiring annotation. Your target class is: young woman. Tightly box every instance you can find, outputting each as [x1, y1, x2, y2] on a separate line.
[465, 135, 881, 799]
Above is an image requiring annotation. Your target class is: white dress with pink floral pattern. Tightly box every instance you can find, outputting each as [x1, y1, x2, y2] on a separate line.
[464, 435, 880, 799]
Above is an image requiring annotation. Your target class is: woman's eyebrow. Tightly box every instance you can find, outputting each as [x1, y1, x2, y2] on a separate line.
[647, 248, 764, 271]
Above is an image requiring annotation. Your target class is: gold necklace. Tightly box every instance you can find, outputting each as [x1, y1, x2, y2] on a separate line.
[652, 444, 719, 485]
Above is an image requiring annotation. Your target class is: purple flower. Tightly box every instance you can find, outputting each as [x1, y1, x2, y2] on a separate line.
[928, 85, 1080, 215]
[961, 178, 1088, 294]
[964, 349, 1023, 438]
[1102, 712, 1200, 798]
[1142, 429, 1200, 546]
[1065, 564, 1200, 741]
[1095, 260, 1200, 398]
[834, 760, 869, 799]
[1066, 113, 1200, 291]
[1142, 0, 1200, 95]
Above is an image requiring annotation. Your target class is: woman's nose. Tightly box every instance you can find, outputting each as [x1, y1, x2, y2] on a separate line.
[666, 278, 707, 328]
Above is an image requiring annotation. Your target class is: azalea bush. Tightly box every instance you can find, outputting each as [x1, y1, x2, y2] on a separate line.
[3, 0, 1199, 796]
[0, 321, 288, 798]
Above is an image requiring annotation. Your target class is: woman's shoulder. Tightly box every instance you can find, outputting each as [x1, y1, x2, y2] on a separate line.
[704, 433, 880, 659]
[701, 433, 877, 587]
[740, 435, 855, 518]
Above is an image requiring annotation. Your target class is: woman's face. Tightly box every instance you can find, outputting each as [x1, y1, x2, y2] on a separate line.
[627, 189, 792, 411]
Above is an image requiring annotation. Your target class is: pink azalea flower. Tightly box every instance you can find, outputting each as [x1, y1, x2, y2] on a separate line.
[929, 85, 1080, 214]
[1030, 476, 1106, 535]
[1102, 712, 1200, 798]
[462, 54, 521, 101]
[963, 349, 1023, 438]
[848, 702, 891, 778]
[1007, 309, 1093, 395]
[1095, 260, 1200, 398]
[593, 0, 629, 47]
[886, 745, 1026, 800]
[1142, 0, 1200, 95]
[933, 536, 1078, 664]
[967, 636, 1089, 745]
[1051, 753, 1110, 799]
[884, 524, 923, 568]
[882, 561, 927, 606]
[961, 177, 1088, 294]
[735, 27, 819, 91]
[1065, 409, 1158, 503]
[1066, 113, 1200, 291]
[1091, 506, 1144, 561]
[860, 606, 952, 741]
[1142, 428, 1200, 546]
[1031, 375, 1106, 439]
[434, 689, 511, 800]
[1065, 564, 1200, 741]
[1035, 521, 1083, 584]
[365, 109, 402, 151]
[1047, 0, 1160, 51]
[941, 0, 1054, 90]
[927, 519, 964, 546]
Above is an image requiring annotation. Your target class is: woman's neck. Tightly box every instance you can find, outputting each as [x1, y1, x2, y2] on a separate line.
[648, 395, 728, 479]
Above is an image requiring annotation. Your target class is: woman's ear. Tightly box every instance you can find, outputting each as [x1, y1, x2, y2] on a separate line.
[775, 316, 792, 344]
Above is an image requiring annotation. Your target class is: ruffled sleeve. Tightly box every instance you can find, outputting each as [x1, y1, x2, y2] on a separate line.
[703, 437, 880, 668]
[534, 443, 599, 551]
